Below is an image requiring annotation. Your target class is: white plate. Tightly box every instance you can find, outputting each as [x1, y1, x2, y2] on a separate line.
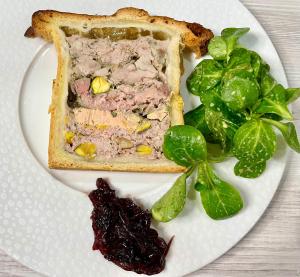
[0, 0, 289, 276]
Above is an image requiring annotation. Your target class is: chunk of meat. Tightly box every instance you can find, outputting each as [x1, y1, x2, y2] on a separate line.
[73, 108, 140, 132]
[73, 55, 100, 76]
[93, 67, 110, 77]
[66, 36, 112, 57]
[73, 78, 90, 95]
[134, 37, 154, 61]
[101, 42, 135, 65]
[135, 57, 157, 73]
[110, 64, 157, 85]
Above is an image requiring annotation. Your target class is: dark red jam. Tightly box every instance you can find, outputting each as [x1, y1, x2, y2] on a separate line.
[89, 178, 172, 275]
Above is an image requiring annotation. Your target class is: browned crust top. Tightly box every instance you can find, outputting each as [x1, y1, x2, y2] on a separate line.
[25, 7, 213, 57]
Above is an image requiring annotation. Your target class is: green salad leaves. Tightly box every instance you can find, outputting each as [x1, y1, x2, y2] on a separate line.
[151, 27, 300, 222]
[151, 126, 243, 221]
[186, 27, 300, 178]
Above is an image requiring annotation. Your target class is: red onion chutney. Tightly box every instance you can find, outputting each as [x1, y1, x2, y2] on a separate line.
[88, 178, 172, 275]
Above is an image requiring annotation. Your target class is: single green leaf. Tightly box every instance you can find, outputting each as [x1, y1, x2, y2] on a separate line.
[151, 173, 187, 222]
[221, 27, 251, 40]
[222, 48, 254, 84]
[261, 72, 277, 96]
[205, 100, 246, 138]
[163, 125, 207, 167]
[249, 51, 271, 80]
[267, 84, 286, 103]
[234, 160, 266, 178]
[250, 51, 264, 78]
[197, 162, 243, 220]
[223, 69, 255, 85]
[184, 105, 211, 137]
[187, 89, 245, 145]
[221, 76, 260, 111]
[198, 85, 223, 110]
[262, 118, 300, 153]
[208, 36, 227, 60]
[227, 48, 252, 70]
[221, 27, 250, 58]
[201, 92, 246, 130]
[188, 175, 198, 200]
[205, 107, 240, 149]
[285, 87, 300, 104]
[186, 59, 224, 95]
[255, 98, 293, 120]
[233, 119, 277, 162]
[200, 85, 244, 119]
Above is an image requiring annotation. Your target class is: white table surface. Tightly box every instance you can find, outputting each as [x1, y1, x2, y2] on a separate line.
[1, 0, 299, 276]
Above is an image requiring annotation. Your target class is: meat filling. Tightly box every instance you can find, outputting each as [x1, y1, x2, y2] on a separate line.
[64, 34, 171, 159]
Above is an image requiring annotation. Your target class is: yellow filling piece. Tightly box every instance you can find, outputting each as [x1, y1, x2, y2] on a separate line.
[65, 131, 75, 144]
[75, 142, 97, 159]
[136, 121, 152, 133]
[136, 145, 152, 155]
[91, 76, 110, 94]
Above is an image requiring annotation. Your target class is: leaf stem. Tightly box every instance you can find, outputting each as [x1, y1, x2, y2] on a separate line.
[198, 162, 214, 190]
[186, 166, 196, 177]
[261, 117, 280, 127]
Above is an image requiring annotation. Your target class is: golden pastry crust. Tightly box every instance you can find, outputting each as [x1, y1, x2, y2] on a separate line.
[25, 8, 213, 172]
